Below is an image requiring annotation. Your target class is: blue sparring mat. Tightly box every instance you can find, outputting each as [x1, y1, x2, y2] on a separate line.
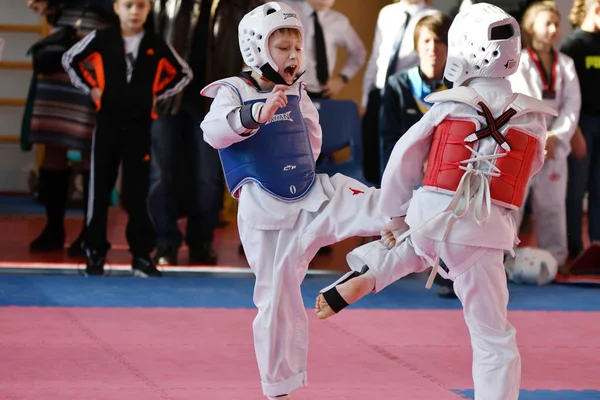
[0, 274, 599, 311]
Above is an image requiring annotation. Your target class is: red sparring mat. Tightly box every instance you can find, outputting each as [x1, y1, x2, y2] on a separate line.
[1, 307, 598, 399]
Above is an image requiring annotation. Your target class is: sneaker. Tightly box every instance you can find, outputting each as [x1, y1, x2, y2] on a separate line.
[85, 249, 106, 276]
[132, 256, 163, 278]
[154, 246, 178, 266]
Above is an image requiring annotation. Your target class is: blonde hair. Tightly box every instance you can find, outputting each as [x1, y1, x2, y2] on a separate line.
[521, 1, 560, 48]
[272, 28, 302, 39]
[570, 0, 600, 28]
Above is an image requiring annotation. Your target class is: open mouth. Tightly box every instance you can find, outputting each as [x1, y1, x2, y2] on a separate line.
[283, 65, 297, 79]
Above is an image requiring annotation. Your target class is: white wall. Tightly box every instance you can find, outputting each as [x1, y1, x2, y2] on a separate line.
[0, 0, 42, 193]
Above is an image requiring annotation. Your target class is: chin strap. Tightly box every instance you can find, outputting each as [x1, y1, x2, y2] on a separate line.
[259, 64, 305, 86]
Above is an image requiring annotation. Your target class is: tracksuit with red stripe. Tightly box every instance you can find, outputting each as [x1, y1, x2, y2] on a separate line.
[62, 25, 192, 257]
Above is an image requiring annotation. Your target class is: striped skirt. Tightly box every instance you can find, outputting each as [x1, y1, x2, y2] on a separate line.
[28, 72, 96, 151]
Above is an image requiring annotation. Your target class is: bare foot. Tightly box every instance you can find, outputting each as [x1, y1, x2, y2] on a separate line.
[315, 272, 376, 319]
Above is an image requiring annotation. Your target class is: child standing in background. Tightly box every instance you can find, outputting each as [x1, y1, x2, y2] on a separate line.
[561, 0, 600, 259]
[508, 0, 581, 267]
[62, 0, 192, 277]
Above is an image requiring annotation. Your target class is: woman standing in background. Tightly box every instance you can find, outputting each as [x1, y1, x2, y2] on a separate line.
[23, 0, 115, 256]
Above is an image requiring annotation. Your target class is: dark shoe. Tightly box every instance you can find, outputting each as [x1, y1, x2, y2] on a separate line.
[154, 246, 178, 266]
[189, 242, 218, 265]
[437, 285, 457, 298]
[317, 245, 333, 255]
[132, 256, 163, 277]
[29, 225, 65, 252]
[85, 249, 106, 276]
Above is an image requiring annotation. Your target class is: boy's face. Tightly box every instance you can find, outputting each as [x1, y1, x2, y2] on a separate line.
[416, 27, 447, 72]
[113, 0, 151, 33]
[268, 30, 303, 85]
[307, 0, 334, 11]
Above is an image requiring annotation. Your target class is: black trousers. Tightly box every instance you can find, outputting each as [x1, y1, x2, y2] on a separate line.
[86, 114, 156, 257]
[362, 87, 382, 185]
[148, 110, 224, 249]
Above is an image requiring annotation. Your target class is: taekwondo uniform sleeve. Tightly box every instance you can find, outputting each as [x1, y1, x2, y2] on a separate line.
[153, 41, 193, 101]
[549, 55, 581, 154]
[299, 88, 322, 162]
[379, 103, 450, 217]
[338, 17, 366, 83]
[62, 30, 101, 96]
[201, 85, 264, 149]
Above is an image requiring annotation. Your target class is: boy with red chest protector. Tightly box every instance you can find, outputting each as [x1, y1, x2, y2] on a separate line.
[315, 3, 557, 399]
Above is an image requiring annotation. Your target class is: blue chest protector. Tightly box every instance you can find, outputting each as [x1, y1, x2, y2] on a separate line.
[219, 91, 316, 202]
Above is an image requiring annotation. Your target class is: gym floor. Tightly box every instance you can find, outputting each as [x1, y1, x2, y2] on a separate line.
[0, 195, 597, 399]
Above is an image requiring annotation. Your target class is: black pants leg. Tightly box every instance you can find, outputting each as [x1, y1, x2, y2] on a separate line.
[362, 88, 382, 185]
[183, 110, 224, 249]
[85, 119, 121, 255]
[122, 120, 156, 258]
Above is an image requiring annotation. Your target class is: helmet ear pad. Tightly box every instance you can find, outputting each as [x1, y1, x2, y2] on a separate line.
[443, 57, 466, 84]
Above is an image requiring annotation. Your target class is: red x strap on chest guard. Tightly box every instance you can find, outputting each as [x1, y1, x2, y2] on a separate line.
[464, 102, 516, 151]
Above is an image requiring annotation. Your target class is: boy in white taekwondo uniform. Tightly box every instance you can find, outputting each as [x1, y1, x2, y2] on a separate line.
[199, 3, 388, 399]
[508, 1, 581, 268]
[314, 4, 557, 400]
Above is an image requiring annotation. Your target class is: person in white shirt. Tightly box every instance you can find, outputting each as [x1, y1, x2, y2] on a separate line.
[361, 0, 438, 183]
[508, 0, 581, 267]
[282, 0, 366, 98]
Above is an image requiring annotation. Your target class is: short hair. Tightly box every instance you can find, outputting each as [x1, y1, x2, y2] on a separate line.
[271, 28, 303, 40]
[413, 13, 451, 49]
[521, 1, 560, 48]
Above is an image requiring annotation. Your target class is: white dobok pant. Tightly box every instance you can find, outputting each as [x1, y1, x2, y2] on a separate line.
[347, 233, 521, 400]
[238, 174, 387, 397]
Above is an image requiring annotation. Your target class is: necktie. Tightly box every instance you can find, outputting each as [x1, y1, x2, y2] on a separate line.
[385, 11, 411, 81]
[313, 11, 329, 85]
[126, 52, 135, 82]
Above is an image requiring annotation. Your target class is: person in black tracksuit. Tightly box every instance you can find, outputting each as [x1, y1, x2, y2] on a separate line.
[62, 0, 192, 277]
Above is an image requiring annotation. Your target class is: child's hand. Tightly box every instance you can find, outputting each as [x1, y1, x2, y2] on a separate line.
[90, 87, 102, 104]
[257, 85, 288, 124]
[545, 132, 557, 160]
[380, 217, 409, 249]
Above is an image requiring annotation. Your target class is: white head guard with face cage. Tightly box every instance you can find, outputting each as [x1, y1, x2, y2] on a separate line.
[444, 3, 521, 87]
[238, 1, 305, 85]
[505, 247, 558, 286]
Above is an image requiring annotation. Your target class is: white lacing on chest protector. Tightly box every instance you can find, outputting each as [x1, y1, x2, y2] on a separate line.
[392, 144, 508, 289]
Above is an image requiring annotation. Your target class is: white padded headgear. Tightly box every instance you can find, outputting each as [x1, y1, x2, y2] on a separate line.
[505, 247, 558, 286]
[444, 3, 521, 86]
[238, 2, 304, 84]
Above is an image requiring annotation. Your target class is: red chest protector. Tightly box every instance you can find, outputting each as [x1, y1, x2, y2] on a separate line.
[421, 103, 539, 211]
